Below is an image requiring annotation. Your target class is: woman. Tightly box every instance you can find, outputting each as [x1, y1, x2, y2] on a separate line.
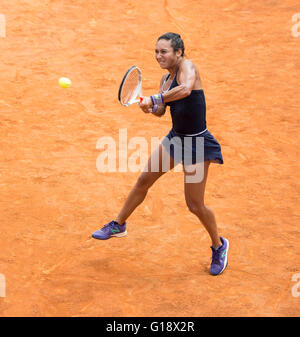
[92, 33, 229, 276]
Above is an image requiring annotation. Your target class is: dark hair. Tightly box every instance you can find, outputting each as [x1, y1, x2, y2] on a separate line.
[157, 32, 185, 57]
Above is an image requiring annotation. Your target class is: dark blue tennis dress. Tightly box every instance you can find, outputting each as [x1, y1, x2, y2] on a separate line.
[161, 73, 223, 165]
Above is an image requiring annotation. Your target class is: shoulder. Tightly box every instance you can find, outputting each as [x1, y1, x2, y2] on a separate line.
[177, 59, 202, 88]
[180, 59, 197, 71]
[177, 59, 197, 81]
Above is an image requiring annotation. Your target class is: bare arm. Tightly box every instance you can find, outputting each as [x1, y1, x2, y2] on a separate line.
[151, 74, 167, 117]
[139, 74, 167, 117]
[139, 60, 197, 112]
[162, 60, 196, 103]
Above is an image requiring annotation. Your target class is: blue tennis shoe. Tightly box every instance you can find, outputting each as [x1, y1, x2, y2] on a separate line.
[92, 220, 127, 240]
[210, 237, 229, 275]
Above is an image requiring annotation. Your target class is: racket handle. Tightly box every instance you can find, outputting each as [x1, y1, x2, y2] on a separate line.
[131, 97, 143, 104]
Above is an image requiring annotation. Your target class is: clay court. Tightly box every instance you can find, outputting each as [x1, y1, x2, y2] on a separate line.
[0, 0, 299, 316]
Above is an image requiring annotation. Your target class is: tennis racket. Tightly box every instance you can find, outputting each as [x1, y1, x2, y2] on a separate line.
[118, 66, 143, 106]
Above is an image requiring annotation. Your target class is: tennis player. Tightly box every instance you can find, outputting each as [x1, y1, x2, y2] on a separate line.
[92, 33, 229, 276]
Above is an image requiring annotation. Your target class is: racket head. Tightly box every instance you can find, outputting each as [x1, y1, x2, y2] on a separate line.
[118, 66, 142, 106]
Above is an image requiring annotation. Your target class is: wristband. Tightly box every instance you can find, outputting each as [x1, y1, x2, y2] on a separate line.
[151, 104, 158, 113]
[150, 93, 164, 105]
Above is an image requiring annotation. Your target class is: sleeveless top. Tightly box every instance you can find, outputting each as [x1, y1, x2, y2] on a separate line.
[163, 73, 207, 135]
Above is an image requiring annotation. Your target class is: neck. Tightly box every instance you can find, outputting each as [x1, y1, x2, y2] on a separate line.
[168, 57, 183, 76]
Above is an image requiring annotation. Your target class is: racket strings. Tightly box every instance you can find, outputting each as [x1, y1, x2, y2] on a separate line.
[120, 69, 140, 105]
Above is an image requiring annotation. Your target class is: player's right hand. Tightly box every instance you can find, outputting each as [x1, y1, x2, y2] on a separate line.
[139, 96, 153, 113]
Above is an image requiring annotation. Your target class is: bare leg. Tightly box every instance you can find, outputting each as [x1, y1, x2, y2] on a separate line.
[184, 161, 222, 248]
[115, 144, 175, 224]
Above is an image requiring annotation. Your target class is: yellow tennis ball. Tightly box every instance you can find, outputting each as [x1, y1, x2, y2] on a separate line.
[59, 77, 71, 88]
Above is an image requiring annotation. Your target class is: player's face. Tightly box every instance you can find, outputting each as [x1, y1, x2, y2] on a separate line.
[155, 39, 181, 69]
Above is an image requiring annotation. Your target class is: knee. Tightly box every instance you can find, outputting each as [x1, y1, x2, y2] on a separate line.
[187, 202, 206, 218]
[135, 174, 152, 192]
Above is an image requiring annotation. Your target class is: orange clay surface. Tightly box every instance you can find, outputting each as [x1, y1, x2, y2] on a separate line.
[0, 0, 299, 316]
